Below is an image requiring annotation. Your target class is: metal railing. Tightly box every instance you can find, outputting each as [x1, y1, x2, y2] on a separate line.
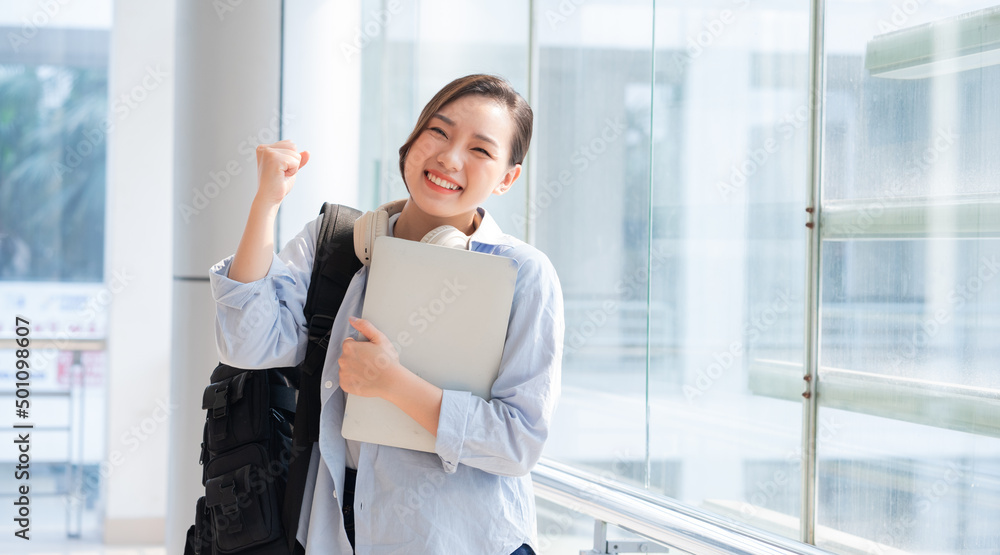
[532, 459, 833, 555]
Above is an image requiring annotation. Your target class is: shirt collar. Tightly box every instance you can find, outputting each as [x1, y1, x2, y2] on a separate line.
[468, 206, 508, 249]
[386, 206, 510, 249]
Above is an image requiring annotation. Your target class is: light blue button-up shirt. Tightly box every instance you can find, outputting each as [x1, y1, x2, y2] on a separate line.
[209, 206, 564, 554]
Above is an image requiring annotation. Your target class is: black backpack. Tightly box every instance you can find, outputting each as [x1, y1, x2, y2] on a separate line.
[185, 203, 362, 555]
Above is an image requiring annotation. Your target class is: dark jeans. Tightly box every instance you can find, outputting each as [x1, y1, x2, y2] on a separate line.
[344, 467, 357, 550]
[342, 467, 534, 555]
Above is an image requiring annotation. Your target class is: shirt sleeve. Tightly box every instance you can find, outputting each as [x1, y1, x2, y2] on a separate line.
[434, 246, 565, 477]
[209, 213, 323, 369]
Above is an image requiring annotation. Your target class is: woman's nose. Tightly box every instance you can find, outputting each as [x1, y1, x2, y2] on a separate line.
[436, 145, 462, 172]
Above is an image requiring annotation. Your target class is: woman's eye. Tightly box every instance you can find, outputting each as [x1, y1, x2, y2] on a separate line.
[429, 127, 447, 137]
[473, 147, 492, 157]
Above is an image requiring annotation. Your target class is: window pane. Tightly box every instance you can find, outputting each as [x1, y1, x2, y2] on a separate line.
[0, 6, 111, 543]
[823, 2, 999, 203]
[534, 0, 654, 488]
[819, 1, 1000, 552]
[358, 0, 529, 228]
[822, 240, 1000, 388]
[645, 0, 811, 541]
[0, 49, 107, 281]
[816, 408, 1000, 553]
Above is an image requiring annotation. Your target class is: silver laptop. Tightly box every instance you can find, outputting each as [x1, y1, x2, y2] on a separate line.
[341, 236, 518, 452]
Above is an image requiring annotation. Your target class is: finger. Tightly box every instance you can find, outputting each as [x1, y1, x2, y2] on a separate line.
[267, 142, 300, 160]
[262, 140, 297, 158]
[283, 153, 303, 177]
[349, 316, 385, 343]
[339, 377, 354, 394]
[271, 146, 302, 158]
[285, 151, 308, 176]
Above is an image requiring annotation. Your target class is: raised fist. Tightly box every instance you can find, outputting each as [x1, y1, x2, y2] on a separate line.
[254, 139, 310, 205]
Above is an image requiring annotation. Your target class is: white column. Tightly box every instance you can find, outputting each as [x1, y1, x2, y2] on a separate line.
[168, 1, 282, 553]
[277, 0, 362, 244]
[103, 0, 175, 544]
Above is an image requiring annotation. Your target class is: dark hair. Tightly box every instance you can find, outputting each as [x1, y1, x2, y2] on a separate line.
[398, 74, 533, 180]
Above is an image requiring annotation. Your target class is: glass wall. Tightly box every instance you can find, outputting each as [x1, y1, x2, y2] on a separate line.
[356, 0, 530, 228]
[815, 1, 1000, 552]
[646, 0, 810, 537]
[534, 0, 655, 492]
[285, 0, 1000, 552]
[0, 0, 113, 544]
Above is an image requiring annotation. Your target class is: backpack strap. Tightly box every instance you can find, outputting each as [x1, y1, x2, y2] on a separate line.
[284, 203, 362, 552]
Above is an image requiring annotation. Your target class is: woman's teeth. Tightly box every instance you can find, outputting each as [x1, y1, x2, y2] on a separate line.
[427, 172, 461, 190]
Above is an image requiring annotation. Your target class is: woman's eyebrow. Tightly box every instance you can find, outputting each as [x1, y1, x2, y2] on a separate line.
[432, 113, 454, 126]
[474, 133, 499, 148]
[431, 113, 499, 148]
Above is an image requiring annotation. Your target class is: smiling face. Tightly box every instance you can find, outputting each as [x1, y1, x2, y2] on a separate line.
[401, 94, 522, 233]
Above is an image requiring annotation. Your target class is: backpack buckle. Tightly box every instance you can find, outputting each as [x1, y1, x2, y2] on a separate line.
[218, 481, 239, 516]
[211, 385, 229, 420]
[308, 314, 336, 345]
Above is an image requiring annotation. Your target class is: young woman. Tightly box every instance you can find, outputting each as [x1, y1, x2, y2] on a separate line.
[210, 74, 564, 554]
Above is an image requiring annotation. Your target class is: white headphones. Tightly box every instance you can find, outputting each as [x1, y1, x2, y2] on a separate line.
[353, 199, 472, 266]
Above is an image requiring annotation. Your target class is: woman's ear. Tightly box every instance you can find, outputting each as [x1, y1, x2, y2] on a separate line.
[493, 164, 522, 195]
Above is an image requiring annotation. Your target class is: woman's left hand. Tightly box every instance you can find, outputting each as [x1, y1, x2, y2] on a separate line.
[339, 316, 404, 398]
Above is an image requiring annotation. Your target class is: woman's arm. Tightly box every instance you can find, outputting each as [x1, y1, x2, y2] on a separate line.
[433, 249, 564, 476]
[228, 199, 280, 283]
[337, 246, 565, 476]
[228, 139, 309, 283]
[210, 139, 317, 369]
[211, 216, 319, 369]
[338, 316, 444, 435]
